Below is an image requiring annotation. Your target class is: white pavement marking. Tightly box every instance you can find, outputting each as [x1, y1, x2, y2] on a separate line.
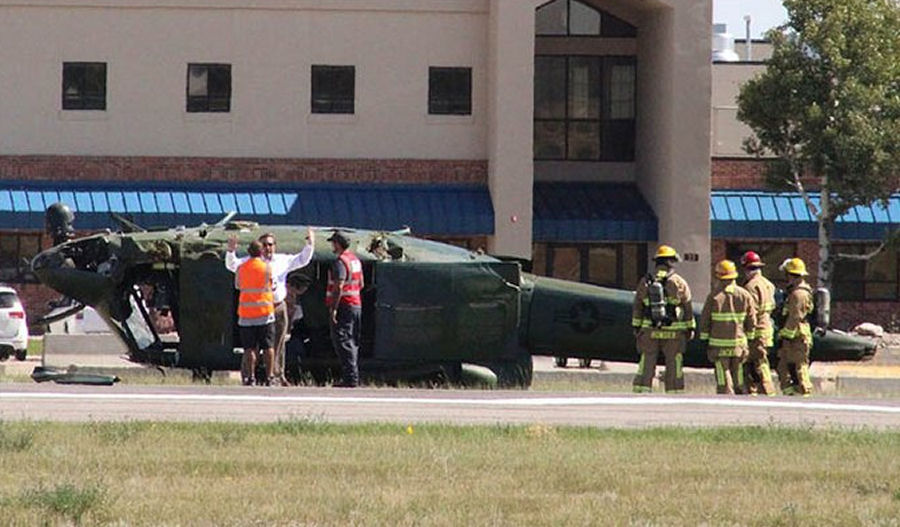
[3, 391, 900, 415]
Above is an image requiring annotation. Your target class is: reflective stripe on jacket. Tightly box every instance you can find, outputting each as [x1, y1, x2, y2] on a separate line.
[699, 281, 757, 356]
[326, 251, 363, 307]
[744, 272, 776, 346]
[236, 258, 274, 325]
[779, 281, 813, 344]
[631, 268, 695, 337]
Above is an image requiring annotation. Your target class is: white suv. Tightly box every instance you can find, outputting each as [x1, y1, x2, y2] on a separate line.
[0, 286, 28, 361]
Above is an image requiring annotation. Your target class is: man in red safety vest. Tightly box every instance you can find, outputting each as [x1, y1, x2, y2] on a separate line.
[327, 231, 364, 387]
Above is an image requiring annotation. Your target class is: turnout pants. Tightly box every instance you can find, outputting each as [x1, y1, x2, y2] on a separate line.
[708, 348, 746, 395]
[743, 338, 776, 396]
[331, 304, 361, 385]
[777, 338, 812, 396]
[633, 330, 686, 393]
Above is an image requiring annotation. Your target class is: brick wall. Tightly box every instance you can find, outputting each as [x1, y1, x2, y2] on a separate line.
[712, 158, 770, 189]
[712, 158, 818, 190]
[0, 156, 489, 185]
[796, 240, 820, 279]
[832, 303, 900, 332]
[711, 239, 727, 264]
[12, 283, 60, 333]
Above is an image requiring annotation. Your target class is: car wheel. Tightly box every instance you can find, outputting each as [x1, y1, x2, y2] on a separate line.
[554, 356, 568, 368]
[14, 349, 27, 361]
[578, 358, 592, 369]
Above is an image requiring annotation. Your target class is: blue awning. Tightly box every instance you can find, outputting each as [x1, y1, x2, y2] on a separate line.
[533, 183, 658, 242]
[0, 180, 494, 236]
[711, 190, 900, 240]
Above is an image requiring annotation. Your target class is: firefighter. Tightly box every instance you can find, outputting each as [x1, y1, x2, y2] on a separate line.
[776, 258, 815, 396]
[740, 251, 777, 396]
[631, 245, 695, 393]
[699, 260, 757, 395]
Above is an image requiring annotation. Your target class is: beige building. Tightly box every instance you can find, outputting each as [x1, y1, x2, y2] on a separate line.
[711, 39, 772, 158]
[0, 0, 714, 315]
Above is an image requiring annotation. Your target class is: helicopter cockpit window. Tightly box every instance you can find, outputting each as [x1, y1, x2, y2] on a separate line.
[368, 235, 404, 261]
[117, 287, 161, 350]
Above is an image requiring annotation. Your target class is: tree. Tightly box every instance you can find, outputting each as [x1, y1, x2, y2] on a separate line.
[738, 0, 900, 290]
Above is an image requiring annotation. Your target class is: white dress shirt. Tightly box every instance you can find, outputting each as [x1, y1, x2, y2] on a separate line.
[291, 303, 304, 323]
[226, 245, 314, 304]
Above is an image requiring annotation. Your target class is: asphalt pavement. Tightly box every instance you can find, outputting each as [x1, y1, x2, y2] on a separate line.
[3, 383, 900, 428]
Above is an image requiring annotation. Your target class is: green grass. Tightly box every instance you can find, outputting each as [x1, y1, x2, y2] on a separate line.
[27, 337, 43, 357]
[1, 421, 899, 525]
[18, 483, 110, 526]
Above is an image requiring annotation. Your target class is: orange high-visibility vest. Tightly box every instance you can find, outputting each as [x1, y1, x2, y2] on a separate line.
[236, 257, 274, 325]
[326, 251, 363, 307]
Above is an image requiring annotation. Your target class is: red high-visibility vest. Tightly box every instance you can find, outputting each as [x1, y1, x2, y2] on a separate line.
[236, 258, 274, 324]
[326, 251, 363, 307]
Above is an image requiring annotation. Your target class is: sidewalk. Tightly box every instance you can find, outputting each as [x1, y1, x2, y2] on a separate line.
[533, 350, 900, 395]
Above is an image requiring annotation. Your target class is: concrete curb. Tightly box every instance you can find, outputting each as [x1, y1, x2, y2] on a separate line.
[533, 369, 900, 394]
[5, 360, 900, 394]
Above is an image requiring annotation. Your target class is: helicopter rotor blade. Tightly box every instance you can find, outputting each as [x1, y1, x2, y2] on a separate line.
[30, 302, 86, 329]
[214, 211, 238, 228]
[110, 212, 147, 233]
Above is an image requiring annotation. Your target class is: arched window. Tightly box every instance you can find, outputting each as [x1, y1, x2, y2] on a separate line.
[536, 0, 637, 38]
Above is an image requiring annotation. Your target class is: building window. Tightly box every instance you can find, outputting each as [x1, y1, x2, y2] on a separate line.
[725, 242, 798, 289]
[311, 65, 355, 114]
[62, 62, 107, 110]
[535, 0, 637, 38]
[186, 63, 231, 113]
[534, 56, 636, 161]
[0, 233, 45, 284]
[832, 244, 898, 301]
[428, 67, 472, 115]
[536, 243, 647, 288]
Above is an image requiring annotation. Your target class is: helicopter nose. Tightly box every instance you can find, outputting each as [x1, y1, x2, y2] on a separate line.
[31, 247, 72, 293]
[32, 246, 67, 273]
[31, 243, 115, 309]
[862, 340, 880, 361]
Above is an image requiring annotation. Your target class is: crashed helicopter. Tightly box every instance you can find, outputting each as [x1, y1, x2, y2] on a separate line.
[32, 205, 878, 388]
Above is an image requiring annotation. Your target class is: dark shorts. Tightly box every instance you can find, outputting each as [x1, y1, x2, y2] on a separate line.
[240, 323, 275, 351]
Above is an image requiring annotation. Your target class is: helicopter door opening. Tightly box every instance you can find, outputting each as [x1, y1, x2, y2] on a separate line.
[300, 261, 376, 360]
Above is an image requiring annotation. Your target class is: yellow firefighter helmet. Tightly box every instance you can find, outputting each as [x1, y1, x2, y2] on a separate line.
[779, 257, 809, 276]
[654, 245, 680, 261]
[715, 260, 739, 280]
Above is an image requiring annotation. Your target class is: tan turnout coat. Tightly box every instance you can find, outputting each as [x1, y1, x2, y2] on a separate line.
[699, 281, 757, 357]
[779, 281, 813, 344]
[743, 271, 776, 346]
[631, 268, 694, 339]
